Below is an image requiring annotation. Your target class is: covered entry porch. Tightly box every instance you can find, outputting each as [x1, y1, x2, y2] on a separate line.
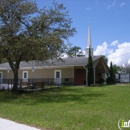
[74, 57, 109, 85]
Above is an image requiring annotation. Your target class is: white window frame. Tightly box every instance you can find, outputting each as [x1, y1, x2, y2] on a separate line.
[22, 71, 28, 82]
[54, 70, 61, 78]
[0, 72, 3, 84]
[54, 70, 61, 84]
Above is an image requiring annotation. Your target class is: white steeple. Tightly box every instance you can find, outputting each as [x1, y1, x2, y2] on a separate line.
[85, 23, 93, 57]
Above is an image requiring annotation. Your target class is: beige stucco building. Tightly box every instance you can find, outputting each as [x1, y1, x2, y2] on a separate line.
[0, 56, 109, 86]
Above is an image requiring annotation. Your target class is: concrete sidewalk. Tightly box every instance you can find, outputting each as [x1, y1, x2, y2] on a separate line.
[0, 118, 41, 130]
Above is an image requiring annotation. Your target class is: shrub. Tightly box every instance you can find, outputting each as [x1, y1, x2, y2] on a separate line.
[97, 78, 105, 85]
[106, 77, 115, 84]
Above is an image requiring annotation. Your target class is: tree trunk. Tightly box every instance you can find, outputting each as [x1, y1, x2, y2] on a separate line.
[7, 57, 21, 92]
[12, 69, 19, 91]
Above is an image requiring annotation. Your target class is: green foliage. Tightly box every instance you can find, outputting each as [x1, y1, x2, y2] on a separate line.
[112, 64, 119, 74]
[0, 0, 76, 90]
[107, 61, 115, 84]
[87, 48, 94, 86]
[97, 78, 105, 85]
[67, 46, 81, 57]
[0, 58, 7, 63]
[106, 77, 115, 84]
[110, 61, 114, 78]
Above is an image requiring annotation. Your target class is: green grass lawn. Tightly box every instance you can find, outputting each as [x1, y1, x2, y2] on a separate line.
[0, 84, 130, 130]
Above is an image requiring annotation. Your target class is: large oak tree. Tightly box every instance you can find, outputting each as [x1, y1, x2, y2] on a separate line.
[0, 0, 76, 91]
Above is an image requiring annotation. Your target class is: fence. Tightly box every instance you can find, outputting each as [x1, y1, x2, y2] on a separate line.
[0, 78, 74, 90]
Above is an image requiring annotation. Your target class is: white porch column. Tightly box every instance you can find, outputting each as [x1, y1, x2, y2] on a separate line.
[93, 67, 95, 85]
[86, 68, 88, 86]
[83, 66, 88, 86]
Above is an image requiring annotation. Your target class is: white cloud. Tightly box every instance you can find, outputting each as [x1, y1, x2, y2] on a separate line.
[128, 59, 130, 64]
[107, 0, 116, 9]
[94, 41, 130, 66]
[120, 3, 125, 7]
[94, 42, 113, 55]
[108, 42, 130, 66]
[110, 40, 118, 46]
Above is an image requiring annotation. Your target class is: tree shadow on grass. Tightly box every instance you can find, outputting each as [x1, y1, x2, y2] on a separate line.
[24, 86, 105, 100]
[0, 87, 106, 105]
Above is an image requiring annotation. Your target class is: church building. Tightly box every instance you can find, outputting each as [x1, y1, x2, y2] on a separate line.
[0, 24, 109, 86]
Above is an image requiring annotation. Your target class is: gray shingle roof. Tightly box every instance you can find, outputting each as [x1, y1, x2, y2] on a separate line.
[0, 56, 102, 69]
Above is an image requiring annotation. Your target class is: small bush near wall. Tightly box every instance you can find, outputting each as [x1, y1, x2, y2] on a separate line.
[97, 78, 105, 85]
[106, 77, 115, 84]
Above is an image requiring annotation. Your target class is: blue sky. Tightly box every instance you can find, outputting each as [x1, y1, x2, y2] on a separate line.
[36, 0, 130, 66]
